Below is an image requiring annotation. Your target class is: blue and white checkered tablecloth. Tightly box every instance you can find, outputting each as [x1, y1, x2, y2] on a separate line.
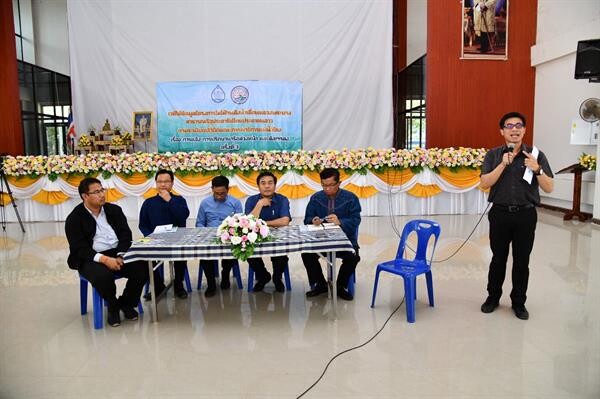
[123, 225, 354, 263]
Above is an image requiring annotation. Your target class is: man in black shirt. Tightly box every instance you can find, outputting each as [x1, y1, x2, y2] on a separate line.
[479, 112, 554, 320]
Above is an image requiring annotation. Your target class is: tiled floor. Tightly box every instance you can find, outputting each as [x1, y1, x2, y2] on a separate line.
[1, 211, 599, 398]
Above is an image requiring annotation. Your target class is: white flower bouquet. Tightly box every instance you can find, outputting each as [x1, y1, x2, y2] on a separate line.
[216, 214, 271, 261]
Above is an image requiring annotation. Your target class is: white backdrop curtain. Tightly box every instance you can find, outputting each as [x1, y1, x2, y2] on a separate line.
[67, 0, 393, 151]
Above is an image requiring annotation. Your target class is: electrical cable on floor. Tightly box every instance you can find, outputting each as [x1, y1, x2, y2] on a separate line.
[296, 169, 490, 397]
[295, 296, 405, 399]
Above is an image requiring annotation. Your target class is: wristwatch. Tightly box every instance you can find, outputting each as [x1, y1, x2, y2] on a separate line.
[535, 167, 544, 176]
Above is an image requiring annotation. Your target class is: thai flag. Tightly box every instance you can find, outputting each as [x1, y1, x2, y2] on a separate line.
[67, 111, 76, 141]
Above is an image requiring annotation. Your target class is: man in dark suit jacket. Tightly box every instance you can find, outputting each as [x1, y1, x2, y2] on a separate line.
[65, 177, 148, 327]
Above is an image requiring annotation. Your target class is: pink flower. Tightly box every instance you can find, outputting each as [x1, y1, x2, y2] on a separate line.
[220, 232, 230, 243]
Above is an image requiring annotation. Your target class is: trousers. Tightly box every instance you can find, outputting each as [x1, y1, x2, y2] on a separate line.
[487, 206, 537, 306]
[78, 248, 148, 310]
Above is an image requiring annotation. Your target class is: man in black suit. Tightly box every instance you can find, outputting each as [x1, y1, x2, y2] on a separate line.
[65, 177, 148, 327]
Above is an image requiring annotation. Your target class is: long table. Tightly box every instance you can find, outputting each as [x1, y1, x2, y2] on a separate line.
[123, 225, 355, 321]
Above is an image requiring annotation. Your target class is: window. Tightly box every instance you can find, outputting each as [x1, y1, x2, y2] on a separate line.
[394, 55, 426, 149]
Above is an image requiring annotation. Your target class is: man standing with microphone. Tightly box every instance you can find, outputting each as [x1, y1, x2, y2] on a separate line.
[479, 112, 554, 320]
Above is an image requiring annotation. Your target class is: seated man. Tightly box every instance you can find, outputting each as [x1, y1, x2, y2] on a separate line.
[139, 169, 190, 299]
[65, 177, 148, 327]
[301, 168, 361, 301]
[196, 175, 243, 298]
[245, 171, 291, 292]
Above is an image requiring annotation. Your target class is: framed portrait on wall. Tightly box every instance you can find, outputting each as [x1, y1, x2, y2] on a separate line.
[461, 0, 509, 60]
[133, 111, 152, 140]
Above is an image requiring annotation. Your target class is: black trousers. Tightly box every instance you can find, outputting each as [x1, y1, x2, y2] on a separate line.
[78, 248, 148, 311]
[153, 260, 187, 288]
[200, 259, 238, 286]
[487, 206, 537, 306]
[301, 250, 360, 289]
[247, 256, 288, 281]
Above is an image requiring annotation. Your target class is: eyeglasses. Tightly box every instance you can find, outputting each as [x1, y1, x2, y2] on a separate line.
[87, 188, 105, 195]
[503, 123, 524, 130]
[322, 182, 340, 188]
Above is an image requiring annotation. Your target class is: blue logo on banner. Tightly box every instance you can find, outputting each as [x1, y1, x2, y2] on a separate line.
[211, 85, 225, 103]
[231, 86, 249, 104]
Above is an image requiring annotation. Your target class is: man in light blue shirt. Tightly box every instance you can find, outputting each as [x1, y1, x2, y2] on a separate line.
[196, 175, 243, 297]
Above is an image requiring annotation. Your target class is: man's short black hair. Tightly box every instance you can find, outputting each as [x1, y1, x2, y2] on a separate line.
[319, 168, 340, 182]
[499, 112, 526, 129]
[212, 175, 229, 189]
[78, 177, 102, 198]
[155, 169, 174, 181]
[256, 171, 277, 186]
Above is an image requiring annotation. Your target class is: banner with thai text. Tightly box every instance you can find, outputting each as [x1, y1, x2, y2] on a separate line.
[157, 81, 302, 153]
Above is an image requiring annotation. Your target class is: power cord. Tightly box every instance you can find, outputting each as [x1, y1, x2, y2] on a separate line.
[296, 169, 489, 398]
[295, 297, 405, 399]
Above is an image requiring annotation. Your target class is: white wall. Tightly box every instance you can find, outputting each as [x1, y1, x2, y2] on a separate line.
[532, 0, 600, 215]
[32, 0, 69, 75]
[407, 0, 427, 66]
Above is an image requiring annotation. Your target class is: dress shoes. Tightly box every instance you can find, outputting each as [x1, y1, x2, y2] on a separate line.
[305, 284, 328, 298]
[336, 286, 353, 301]
[143, 283, 166, 301]
[121, 306, 138, 321]
[174, 282, 188, 299]
[252, 272, 271, 292]
[107, 308, 121, 327]
[204, 285, 216, 298]
[480, 298, 499, 314]
[512, 305, 529, 320]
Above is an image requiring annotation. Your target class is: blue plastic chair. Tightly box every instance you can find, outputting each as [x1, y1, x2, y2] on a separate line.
[197, 260, 243, 290]
[143, 263, 192, 296]
[79, 274, 144, 329]
[370, 219, 441, 323]
[248, 263, 292, 292]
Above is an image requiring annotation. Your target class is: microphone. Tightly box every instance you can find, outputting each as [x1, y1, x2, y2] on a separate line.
[504, 143, 515, 153]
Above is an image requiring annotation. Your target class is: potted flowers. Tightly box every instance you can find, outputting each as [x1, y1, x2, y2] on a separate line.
[216, 214, 271, 261]
[578, 153, 597, 171]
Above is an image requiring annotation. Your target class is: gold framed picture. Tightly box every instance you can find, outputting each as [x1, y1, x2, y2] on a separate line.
[132, 111, 152, 140]
[461, 0, 509, 60]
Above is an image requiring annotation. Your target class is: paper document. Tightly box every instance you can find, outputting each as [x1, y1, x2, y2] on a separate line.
[153, 224, 178, 234]
[523, 146, 539, 184]
[322, 223, 340, 229]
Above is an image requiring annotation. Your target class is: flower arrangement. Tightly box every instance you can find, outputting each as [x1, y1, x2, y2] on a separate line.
[111, 135, 124, 145]
[579, 153, 597, 171]
[216, 214, 271, 261]
[122, 131, 132, 142]
[78, 135, 91, 146]
[1, 147, 488, 178]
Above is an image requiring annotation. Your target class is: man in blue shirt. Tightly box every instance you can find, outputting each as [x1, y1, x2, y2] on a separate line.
[302, 168, 361, 301]
[244, 171, 291, 292]
[139, 169, 190, 299]
[196, 175, 243, 297]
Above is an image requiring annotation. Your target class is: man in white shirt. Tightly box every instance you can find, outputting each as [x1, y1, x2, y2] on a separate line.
[65, 177, 148, 327]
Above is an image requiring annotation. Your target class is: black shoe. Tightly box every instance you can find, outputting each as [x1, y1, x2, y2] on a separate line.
[220, 278, 231, 290]
[121, 306, 138, 321]
[512, 305, 529, 320]
[337, 286, 353, 301]
[143, 283, 166, 301]
[253, 272, 271, 292]
[204, 285, 216, 298]
[481, 298, 499, 313]
[107, 308, 121, 327]
[174, 287, 188, 299]
[273, 276, 285, 292]
[306, 284, 328, 298]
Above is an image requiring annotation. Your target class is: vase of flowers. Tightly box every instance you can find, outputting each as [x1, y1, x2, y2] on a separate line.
[578, 153, 597, 171]
[216, 214, 271, 261]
